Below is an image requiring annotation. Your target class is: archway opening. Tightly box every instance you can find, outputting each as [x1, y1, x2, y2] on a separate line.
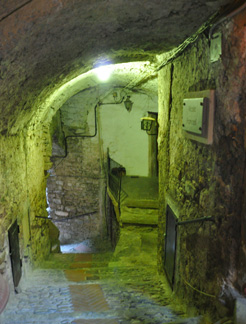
[44, 62, 159, 253]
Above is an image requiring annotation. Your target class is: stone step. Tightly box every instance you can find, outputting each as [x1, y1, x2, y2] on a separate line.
[122, 198, 159, 209]
[170, 318, 201, 324]
[120, 206, 158, 225]
[111, 226, 158, 267]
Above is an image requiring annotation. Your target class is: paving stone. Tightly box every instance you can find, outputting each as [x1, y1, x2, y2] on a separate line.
[64, 269, 87, 281]
[74, 254, 93, 262]
[73, 320, 119, 324]
[69, 284, 110, 312]
[69, 262, 92, 269]
[0, 252, 202, 324]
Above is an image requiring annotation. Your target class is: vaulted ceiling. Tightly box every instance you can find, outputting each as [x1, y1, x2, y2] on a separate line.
[0, 0, 238, 134]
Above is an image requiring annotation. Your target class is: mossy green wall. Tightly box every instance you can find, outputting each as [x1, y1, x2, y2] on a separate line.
[158, 15, 246, 318]
[0, 128, 52, 287]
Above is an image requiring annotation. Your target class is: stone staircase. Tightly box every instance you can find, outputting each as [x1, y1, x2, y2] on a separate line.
[120, 175, 159, 225]
[112, 177, 159, 267]
[120, 205, 158, 225]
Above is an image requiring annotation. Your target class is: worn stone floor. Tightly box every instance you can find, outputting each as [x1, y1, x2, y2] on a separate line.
[0, 251, 200, 324]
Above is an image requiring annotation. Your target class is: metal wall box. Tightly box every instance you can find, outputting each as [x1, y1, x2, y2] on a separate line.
[182, 90, 215, 144]
[164, 205, 177, 288]
[210, 32, 222, 63]
[8, 220, 22, 288]
[183, 97, 208, 135]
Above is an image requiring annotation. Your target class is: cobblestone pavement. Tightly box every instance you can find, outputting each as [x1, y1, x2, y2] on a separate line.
[0, 253, 200, 324]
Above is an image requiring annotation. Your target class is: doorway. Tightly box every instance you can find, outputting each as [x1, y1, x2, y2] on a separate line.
[8, 220, 22, 288]
[148, 112, 158, 178]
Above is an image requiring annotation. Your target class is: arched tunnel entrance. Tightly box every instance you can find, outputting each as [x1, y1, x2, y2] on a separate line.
[45, 62, 159, 253]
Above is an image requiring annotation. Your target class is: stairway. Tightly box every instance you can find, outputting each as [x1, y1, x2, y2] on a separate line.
[120, 205, 158, 225]
[111, 176, 159, 267]
[120, 176, 159, 226]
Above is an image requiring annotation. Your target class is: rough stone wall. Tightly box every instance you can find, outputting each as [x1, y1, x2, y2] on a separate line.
[0, 134, 28, 287]
[0, 127, 52, 289]
[25, 126, 53, 262]
[47, 137, 103, 244]
[158, 11, 246, 318]
[47, 92, 103, 245]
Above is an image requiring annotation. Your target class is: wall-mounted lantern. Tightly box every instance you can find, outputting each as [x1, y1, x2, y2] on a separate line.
[124, 96, 133, 112]
[141, 117, 156, 133]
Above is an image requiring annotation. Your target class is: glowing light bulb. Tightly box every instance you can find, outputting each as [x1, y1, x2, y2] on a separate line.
[95, 65, 112, 81]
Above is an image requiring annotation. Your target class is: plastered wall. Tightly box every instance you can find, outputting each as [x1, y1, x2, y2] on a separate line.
[99, 91, 158, 176]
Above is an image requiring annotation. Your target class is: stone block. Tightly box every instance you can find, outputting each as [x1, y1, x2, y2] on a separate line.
[0, 233, 4, 248]
[53, 198, 61, 205]
[48, 221, 60, 253]
[55, 211, 68, 217]
[235, 298, 246, 324]
[65, 206, 76, 212]
[120, 206, 158, 225]
[0, 251, 6, 264]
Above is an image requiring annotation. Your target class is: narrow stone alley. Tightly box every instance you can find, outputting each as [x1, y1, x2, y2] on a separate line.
[0, 250, 199, 324]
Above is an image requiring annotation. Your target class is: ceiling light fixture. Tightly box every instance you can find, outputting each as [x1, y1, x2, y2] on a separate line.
[95, 65, 112, 82]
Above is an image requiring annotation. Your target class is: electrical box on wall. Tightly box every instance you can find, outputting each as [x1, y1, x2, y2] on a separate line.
[182, 90, 215, 144]
[210, 32, 222, 63]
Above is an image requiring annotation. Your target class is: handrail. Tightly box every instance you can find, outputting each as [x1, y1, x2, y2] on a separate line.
[35, 211, 97, 222]
[107, 153, 127, 212]
[177, 216, 214, 226]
